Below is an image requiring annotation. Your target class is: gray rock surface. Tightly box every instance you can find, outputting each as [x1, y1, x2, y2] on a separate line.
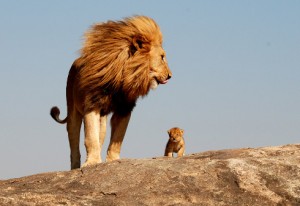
[0, 144, 299, 205]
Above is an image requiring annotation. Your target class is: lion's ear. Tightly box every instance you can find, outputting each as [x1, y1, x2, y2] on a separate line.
[133, 36, 143, 50]
[180, 129, 184, 135]
[132, 35, 150, 53]
[167, 129, 171, 135]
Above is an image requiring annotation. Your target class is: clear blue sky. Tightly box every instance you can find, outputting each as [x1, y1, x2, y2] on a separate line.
[1, 1, 299, 179]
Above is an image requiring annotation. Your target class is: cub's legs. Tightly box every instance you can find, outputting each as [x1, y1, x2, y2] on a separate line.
[82, 110, 102, 167]
[67, 109, 82, 169]
[164, 143, 173, 157]
[177, 146, 185, 157]
[106, 112, 131, 162]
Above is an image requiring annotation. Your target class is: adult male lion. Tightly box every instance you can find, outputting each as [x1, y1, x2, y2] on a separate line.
[50, 16, 172, 169]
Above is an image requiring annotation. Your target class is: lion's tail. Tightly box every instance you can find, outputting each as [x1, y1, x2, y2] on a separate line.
[50, 106, 67, 124]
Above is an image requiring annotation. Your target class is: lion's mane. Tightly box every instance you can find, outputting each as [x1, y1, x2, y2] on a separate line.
[74, 16, 163, 112]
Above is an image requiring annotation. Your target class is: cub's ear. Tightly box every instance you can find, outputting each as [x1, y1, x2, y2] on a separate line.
[180, 129, 184, 135]
[167, 129, 171, 135]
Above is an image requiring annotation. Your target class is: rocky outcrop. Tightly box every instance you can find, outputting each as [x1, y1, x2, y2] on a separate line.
[0, 144, 299, 205]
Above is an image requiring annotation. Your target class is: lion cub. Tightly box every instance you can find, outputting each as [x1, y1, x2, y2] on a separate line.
[164, 127, 185, 157]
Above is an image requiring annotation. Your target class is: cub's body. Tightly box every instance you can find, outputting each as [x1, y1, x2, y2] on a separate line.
[164, 127, 185, 157]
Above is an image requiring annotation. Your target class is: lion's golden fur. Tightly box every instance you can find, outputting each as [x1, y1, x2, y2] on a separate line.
[165, 127, 185, 157]
[75, 16, 167, 111]
[50, 16, 172, 169]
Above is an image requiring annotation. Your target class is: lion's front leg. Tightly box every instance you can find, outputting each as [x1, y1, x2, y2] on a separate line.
[106, 112, 131, 162]
[82, 110, 102, 167]
[99, 115, 107, 152]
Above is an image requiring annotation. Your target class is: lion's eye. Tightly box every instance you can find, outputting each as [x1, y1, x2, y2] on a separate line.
[161, 55, 165, 62]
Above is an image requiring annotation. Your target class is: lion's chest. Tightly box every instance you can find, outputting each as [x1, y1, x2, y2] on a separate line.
[111, 92, 136, 116]
[94, 92, 136, 116]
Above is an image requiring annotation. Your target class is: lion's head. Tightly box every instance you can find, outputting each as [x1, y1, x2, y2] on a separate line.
[77, 16, 172, 103]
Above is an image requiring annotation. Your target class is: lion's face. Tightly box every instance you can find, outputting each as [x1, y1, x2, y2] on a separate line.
[149, 46, 172, 90]
[168, 127, 184, 143]
[79, 16, 172, 102]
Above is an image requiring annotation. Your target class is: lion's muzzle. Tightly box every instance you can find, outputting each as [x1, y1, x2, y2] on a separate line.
[161, 74, 172, 84]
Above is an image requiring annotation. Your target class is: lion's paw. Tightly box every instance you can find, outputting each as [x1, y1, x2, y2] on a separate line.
[81, 159, 101, 168]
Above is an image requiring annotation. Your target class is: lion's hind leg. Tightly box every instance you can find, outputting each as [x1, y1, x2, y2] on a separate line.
[67, 109, 82, 169]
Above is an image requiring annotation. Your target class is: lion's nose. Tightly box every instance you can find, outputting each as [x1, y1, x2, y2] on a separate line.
[167, 74, 172, 80]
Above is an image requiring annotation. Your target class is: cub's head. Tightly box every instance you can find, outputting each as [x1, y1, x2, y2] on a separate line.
[168, 127, 184, 143]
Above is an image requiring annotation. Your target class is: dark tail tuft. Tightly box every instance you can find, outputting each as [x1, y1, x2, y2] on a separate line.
[50, 106, 67, 124]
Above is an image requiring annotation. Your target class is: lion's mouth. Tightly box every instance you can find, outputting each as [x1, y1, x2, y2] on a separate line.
[151, 75, 171, 90]
[155, 78, 169, 85]
[159, 79, 169, 84]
